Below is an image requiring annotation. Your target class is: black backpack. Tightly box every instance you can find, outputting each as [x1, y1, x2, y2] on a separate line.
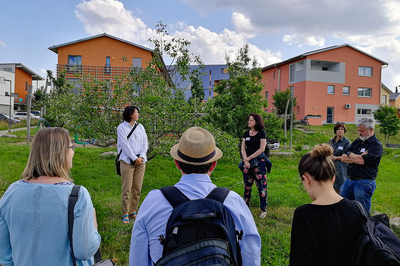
[351, 201, 400, 266]
[155, 186, 243, 266]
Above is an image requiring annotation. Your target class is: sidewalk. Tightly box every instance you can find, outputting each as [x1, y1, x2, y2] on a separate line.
[0, 127, 27, 136]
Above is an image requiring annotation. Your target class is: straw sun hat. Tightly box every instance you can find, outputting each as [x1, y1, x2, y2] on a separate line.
[170, 127, 223, 165]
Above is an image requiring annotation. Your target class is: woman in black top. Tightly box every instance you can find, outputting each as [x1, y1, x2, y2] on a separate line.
[290, 144, 363, 266]
[240, 113, 270, 218]
[329, 122, 351, 194]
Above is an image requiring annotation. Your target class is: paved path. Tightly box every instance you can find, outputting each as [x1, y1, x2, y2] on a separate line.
[0, 127, 27, 136]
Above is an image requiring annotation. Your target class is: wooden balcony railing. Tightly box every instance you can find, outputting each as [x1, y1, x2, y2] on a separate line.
[56, 64, 136, 79]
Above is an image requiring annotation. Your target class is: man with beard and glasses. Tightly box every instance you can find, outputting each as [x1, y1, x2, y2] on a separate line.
[340, 117, 383, 212]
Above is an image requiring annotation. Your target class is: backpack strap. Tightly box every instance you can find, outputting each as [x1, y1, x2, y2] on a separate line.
[160, 186, 190, 209]
[205, 187, 230, 203]
[68, 185, 81, 266]
[354, 200, 370, 219]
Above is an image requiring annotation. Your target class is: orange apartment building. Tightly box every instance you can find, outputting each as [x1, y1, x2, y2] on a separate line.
[48, 33, 168, 91]
[261, 44, 388, 125]
[0, 63, 44, 113]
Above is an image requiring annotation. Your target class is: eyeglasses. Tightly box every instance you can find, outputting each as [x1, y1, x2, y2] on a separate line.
[69, 146, 76, 152]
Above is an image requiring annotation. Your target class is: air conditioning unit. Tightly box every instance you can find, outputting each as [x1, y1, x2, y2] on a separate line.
[345, 103, 351, 109]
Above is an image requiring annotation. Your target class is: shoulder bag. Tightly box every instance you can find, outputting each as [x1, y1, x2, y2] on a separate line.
[68, 185, 115, 266]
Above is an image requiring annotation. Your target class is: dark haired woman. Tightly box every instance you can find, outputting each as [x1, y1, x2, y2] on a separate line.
[117, 106, 148, 224]
[290, 144, 363, 266]
[329, 122, 351, 194]
[239, 113, 271, 218]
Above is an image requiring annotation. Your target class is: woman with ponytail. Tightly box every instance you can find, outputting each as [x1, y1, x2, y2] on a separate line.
[289, 144, 363, 266]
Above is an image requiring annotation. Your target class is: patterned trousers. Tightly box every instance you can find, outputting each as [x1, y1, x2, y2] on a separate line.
[242, 159, 267, 211]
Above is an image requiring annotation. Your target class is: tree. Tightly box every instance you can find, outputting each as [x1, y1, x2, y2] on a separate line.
[272, 87, 297, 119]
[206, 44, 268, 141]
[262, 112, 285, 142]
[189, 72, 205, 101]
[373, 105, 400, 145]
[43, 22, 204, 159]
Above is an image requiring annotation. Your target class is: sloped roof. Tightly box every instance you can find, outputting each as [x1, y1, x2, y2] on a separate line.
[262, 44, 389, 71]
[381, 83, 393, 94]
[0, 63, 44, 80]
[48, 33, 154, 54]
[389, 93, 400, 101]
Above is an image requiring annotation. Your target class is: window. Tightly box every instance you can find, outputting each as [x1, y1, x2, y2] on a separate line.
[381, 95, 387, 105]
[3, 68, 12, 72]
[358, 87, 372, 97]
[68, 55, 82, 66]
[357, 109, 372, 115]
[25, 82, 28, 92]
[132, 58, 142, 68]
[289, 64, 295, 82]
[105, 56, 111, 73]
[221, 68, 228, 74]
[359, 66, 372, 77]
[322, 67, 328, 71]
[290, 86, 294, 96]
[265, 91, 268, 102]
[327, 85, 335, 94]
[297, 106, 300, 114]
[273, 70, 276, 80]
[343, 86, 350, 95]
[67, 55, 82, 72]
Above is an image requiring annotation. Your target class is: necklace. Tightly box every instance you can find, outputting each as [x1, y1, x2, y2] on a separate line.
[249, 130, 258, 136]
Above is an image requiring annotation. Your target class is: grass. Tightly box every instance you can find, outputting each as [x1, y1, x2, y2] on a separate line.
[1, 125, 400, 265]
[0, 119, 39, 131]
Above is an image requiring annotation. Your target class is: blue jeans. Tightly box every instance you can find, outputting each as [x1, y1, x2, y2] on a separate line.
[340, 179, 376, 212]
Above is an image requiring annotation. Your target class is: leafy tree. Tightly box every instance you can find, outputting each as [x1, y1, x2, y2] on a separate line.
[43, 22, 204, 159]
[272, 87, 297, 118]
[373, 105, 400, 145]
[189, 72, 205, 101]
[206, 44, 267, 141]
[262, 112, 285, 142]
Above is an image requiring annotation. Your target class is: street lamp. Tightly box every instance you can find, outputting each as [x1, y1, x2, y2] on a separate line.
[0, 77, 12, 132]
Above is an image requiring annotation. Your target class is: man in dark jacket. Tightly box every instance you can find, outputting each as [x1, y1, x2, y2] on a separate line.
[340, 117, 383, 212]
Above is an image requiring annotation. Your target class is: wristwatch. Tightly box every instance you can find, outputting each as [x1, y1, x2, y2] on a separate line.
[346, 151, 351, 156]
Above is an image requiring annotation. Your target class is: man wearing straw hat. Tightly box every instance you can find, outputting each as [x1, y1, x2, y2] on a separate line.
[129, 127, 261, 266]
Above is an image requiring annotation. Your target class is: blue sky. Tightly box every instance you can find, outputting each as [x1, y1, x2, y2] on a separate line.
[1, 0, 400, 91]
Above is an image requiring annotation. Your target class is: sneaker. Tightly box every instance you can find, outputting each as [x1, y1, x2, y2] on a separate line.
[260, 210, 267, 218]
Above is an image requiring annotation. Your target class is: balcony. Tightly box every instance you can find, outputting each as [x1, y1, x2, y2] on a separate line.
[56, 64, 136, 79]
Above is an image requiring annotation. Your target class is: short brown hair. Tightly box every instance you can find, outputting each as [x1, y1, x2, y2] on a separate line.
[22, 127, 72, 181]
[333, 122, 346, 134]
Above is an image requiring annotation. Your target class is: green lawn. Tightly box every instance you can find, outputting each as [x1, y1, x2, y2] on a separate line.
[1, 125, 400, 265]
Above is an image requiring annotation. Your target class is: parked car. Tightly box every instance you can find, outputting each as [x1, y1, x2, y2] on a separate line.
[13, 112, 40, 120]
[31, 110, 41, 117]
[0, 114, 20, 124]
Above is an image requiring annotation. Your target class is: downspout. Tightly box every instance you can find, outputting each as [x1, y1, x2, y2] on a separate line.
[278, 68, 281, 92]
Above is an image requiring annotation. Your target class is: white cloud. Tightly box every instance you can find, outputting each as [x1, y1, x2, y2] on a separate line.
[231, 12, 256, 38]
[283, 34, 325, 47]
[75, 0, 153, 46]
[183, 0, 400, 46]
[0, 40, 5, 47]
[75, 0, 283, 66]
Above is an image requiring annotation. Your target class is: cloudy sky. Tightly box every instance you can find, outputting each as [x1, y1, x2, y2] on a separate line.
[1, 0, 400, 91]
